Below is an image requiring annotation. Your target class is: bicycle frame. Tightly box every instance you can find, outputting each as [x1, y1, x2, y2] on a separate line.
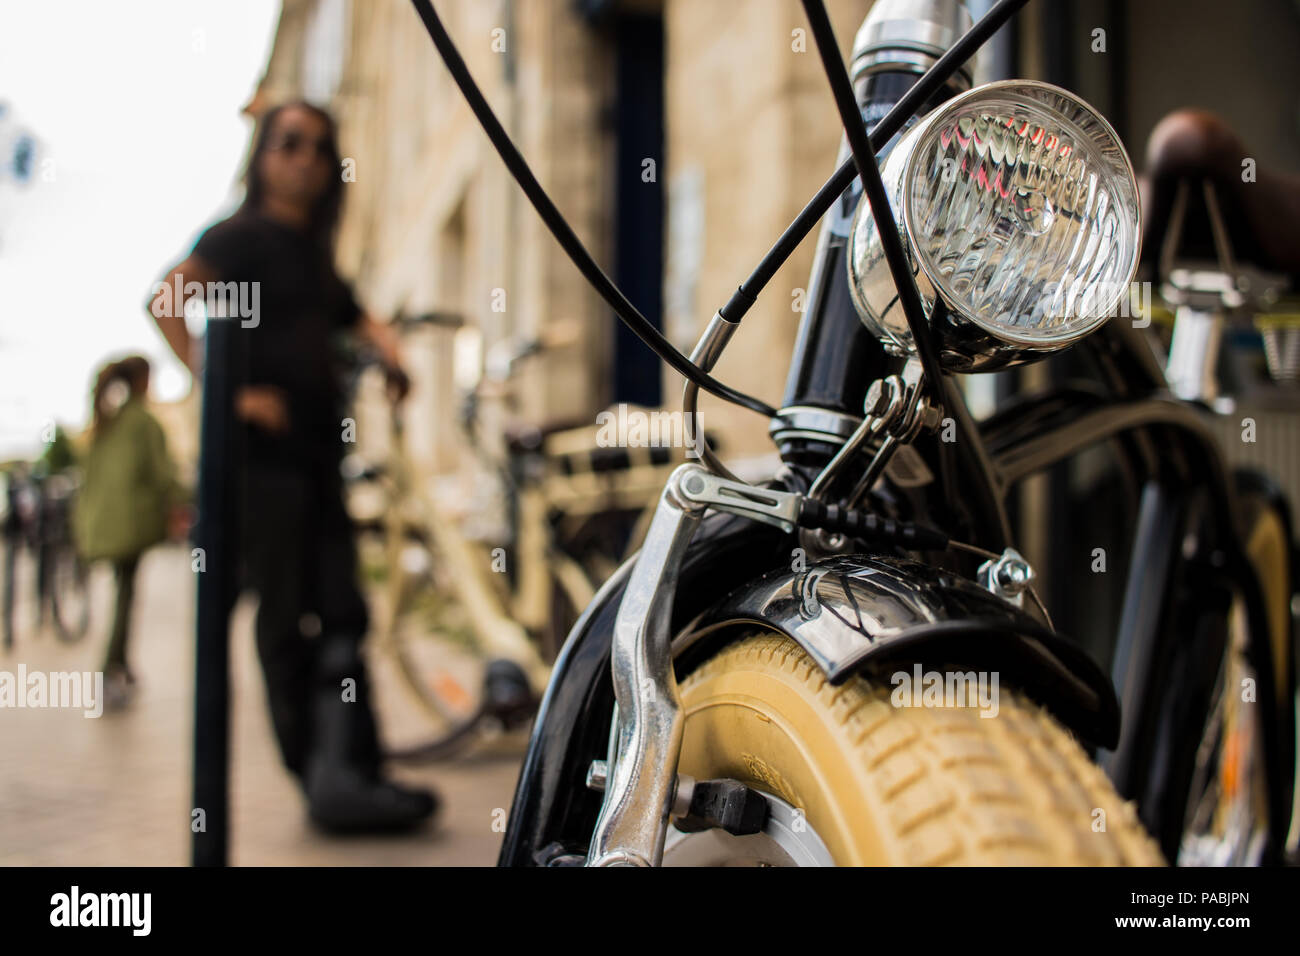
[405, 0, 1296, 864]
[496, 302, 1296, 869]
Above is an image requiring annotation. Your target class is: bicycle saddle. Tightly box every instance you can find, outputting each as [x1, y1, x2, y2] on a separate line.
[1142, 109, 1300, 283]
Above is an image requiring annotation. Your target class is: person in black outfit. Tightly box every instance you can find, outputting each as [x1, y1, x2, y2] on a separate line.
[151, 101, 436, 832]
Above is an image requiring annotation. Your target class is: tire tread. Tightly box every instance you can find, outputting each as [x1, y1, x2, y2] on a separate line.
[680, 631, 1164, 865]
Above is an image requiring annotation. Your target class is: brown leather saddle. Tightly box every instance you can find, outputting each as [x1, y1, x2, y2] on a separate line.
[1142, 109, 1300, 284]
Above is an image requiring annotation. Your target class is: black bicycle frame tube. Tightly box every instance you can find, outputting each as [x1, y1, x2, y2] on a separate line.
[775, 0, 1030, 427]
[779, 73, 954, 422]
[1104, 482, 1191, 787]
[799, 0, 945, 400]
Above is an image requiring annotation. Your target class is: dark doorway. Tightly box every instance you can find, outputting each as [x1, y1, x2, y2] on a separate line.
[608, 8, 665, 407]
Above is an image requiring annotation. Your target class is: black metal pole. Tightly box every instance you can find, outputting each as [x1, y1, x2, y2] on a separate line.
[192, 316, 239, 867]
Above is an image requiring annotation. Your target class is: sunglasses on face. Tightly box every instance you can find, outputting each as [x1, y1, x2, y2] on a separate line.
[267, 130, 333, 160]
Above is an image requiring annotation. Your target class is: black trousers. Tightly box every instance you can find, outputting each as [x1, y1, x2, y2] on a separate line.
[240, 461, 383, 781]
[102, 554, 140, 675]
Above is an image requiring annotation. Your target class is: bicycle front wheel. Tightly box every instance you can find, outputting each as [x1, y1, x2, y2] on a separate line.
[669, 630, 1164, 866]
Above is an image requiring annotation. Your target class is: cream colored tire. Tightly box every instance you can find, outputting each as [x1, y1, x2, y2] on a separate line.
[675, 631, 1164, 865]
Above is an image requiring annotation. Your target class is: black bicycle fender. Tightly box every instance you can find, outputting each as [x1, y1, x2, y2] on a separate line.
[680, 554, 1121, 747]
[497, 528, 1120, 866]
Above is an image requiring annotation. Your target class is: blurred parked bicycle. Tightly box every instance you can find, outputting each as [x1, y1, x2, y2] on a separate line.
[2, 465, 90, 650]
[343, 317, 680, 760]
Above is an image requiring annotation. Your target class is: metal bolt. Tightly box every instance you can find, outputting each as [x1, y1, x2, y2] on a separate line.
[682, 472, 706, 496]
[586, 759, 608, 792]
[994, 549, 1034, 595]
[978, 547, 1035, 607]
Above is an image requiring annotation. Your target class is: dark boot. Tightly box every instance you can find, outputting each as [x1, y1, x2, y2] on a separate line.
[304, 634, 439, 833]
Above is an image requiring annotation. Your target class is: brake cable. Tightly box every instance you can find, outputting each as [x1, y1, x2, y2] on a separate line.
[799, 0, 946, 404]
[410, 0, 776, 420]
[716, 0, 1030, 326]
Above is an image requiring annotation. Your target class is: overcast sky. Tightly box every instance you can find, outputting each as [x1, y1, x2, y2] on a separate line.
[0, 0, 281, 459]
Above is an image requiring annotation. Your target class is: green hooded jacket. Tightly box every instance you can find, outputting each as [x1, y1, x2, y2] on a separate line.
[74, 398, 179, 561]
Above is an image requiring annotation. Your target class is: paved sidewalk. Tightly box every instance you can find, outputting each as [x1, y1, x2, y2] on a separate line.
[0, 545, 524, 866]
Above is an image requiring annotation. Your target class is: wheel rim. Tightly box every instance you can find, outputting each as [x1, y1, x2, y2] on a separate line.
[661, 791, 834, 867]
[1177, 608, 1269, 866]
[51, 552, 89, 640]
[1177, 501, 1287, 866]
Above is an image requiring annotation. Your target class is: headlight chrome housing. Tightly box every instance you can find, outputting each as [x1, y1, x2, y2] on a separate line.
[847, 80, 1142, 371]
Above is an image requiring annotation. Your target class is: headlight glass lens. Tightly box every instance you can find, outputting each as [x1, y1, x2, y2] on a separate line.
[904, 83, 1140, 346]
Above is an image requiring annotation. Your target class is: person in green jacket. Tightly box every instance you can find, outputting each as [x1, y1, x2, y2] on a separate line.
[74, 355, 178, 699]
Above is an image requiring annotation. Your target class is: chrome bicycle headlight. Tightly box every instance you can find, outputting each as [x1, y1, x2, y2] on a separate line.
[847, 80, 1141, 371]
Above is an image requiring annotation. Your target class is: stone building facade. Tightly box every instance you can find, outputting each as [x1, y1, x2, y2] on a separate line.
[251, 0, 876, 486]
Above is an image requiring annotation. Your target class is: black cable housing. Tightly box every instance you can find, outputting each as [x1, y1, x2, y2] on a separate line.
[410, 0, 777, 419]
[797, 498, 949, 550]
[719, 0, 1030, 325]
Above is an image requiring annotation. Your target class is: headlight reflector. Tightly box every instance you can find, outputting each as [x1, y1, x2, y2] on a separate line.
[848, 80, 1141, 370]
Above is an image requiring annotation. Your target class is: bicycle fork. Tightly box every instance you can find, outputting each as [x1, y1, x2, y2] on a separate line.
[586, 464, 802, 866]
